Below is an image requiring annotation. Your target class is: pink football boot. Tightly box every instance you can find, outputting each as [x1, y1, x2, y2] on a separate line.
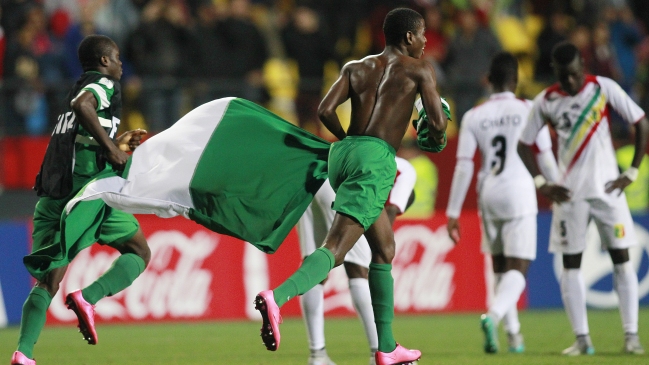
[375, 343, 421, 365]
[254, 290, 282, 351]
[65, 290, 98, 345]
[11, 351, 35, 365]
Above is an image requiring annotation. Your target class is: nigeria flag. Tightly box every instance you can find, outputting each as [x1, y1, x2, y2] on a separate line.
[65, 97, 330, 253]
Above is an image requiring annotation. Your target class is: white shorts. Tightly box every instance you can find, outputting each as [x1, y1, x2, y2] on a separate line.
[297, 158, 415, 268]
[549, 194, 636, 254]
[480, 214, 537, 260]
[386, 157, 417, 214]
[297, 180, 371, 267]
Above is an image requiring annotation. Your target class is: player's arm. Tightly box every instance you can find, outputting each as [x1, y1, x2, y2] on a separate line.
[417, 61, 447, 144]
[598, 77, 649, 194]
[605, 117, 649, 194]
[445, 113, 476, 244]
[518, 95, 571, 202]
[318, 63, 351, 141]
[71, 91, 130, 168]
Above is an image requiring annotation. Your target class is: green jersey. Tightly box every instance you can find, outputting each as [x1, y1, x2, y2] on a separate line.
[35, 71, 122, 198]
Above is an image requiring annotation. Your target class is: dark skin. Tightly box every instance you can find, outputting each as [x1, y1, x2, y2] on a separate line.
[518, 54, 649, 269]
[447, 72, 530, 276]
[317, 18, 446, 267]
[37, 42, 151, 297]
[343, 193, 415, 280]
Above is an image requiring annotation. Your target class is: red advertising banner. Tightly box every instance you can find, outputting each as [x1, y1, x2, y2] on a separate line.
[47, 213, 490, 324]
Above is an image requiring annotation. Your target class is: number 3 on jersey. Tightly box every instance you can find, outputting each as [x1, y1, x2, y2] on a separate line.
[491, 135, 506, 175]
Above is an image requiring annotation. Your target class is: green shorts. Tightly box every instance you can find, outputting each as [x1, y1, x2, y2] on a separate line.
[328, 136, 397, 230]
[26, 172, 139, 281]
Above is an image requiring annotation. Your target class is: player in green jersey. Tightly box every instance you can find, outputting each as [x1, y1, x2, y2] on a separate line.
[12, 35, 149, 365]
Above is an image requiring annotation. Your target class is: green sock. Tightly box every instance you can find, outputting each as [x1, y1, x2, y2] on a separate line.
[273, 247, 334, 307]
[82, 253, 146, 305]
[17, 287, 52, 359]
[369, 262, 397, 353]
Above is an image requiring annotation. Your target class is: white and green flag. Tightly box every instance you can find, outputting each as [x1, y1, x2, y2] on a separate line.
[65, 98, 330, 253]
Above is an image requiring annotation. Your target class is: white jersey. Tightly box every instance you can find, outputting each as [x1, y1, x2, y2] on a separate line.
[521, 75, 645, 200]
[448, 91, 553, 220]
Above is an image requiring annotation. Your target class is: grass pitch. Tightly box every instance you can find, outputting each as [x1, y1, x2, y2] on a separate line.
[1, 309, 648, 364]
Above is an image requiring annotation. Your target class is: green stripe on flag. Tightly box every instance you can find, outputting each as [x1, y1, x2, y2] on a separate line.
[188, 99, 330, 253]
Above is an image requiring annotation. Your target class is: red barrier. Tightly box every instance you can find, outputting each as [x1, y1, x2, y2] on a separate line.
[46, 212, 495, 324]
[0, 137, 48, 189]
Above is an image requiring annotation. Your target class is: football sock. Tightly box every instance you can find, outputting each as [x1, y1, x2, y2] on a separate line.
[494, 273, 520, 334]
[489, 270, 526, 322]
[613, 261, 639, 334]
[503, 301, 521, 335]
[561, 268, 589, 335]
[300, 284, 326, 350]
[17, 287, 52, 359]
[274, 247, 334, 307]
[369, 262, 396, 353]
[82, 253, 146, 305]
[350, 278, 378, 351]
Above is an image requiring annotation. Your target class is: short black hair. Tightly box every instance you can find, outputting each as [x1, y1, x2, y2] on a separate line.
[551, 41, 580, 66]
[488, 52, 518, 88]
[383, 8, 423, 46]
[77, 35, 116, 71]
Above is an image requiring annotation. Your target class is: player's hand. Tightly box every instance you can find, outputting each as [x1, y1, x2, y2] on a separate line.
[447, 217, 460, 244]
[106, 148, 130, 170]
[539, 183, 571, 203]
[605, 176, 632, 196]
[116, 129, 148, 152]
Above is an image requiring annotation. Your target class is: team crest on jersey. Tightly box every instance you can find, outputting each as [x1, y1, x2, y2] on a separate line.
[571, 103, 580, 110]
[98, 77, 114, 89]
[614, 223, 625, 238]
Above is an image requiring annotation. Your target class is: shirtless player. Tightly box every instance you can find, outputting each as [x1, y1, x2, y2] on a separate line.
[254, 8, 447, 365]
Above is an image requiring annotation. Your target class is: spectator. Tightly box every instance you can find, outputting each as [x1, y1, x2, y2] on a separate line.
[126, 0, 194, 133]
[534, 11, 570, 84]
[590, 21, 620, 80]
[422, 5, 448, 89]
[93, 0, 140, 53]
[281, 6, 335, 135]
[4, 4, 62, 135]
[608, 4, 642, 93]
[219, 0, 270, 104]
[63, 3, 104, 79]
[0, 5, 5, 80]
[444, 9, 500, 122]
[190, 0, 230, 105]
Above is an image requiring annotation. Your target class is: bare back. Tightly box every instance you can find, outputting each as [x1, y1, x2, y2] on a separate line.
[318, 49, 445, 152]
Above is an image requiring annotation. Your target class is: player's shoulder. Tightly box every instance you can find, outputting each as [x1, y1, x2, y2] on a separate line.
[594, 75, 625, 94]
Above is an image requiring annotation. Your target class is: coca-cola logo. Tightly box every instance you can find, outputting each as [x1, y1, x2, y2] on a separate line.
[321, 224, 456, 312]
[50, 230, 218, 321]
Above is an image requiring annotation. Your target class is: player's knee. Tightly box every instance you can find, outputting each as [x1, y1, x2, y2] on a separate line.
[372, 245, 395, 264]
[609, 248, 629, 265]
[562, 253, 582, 269]
[36, 281, 59, 297]
[135, 242, 151, 267]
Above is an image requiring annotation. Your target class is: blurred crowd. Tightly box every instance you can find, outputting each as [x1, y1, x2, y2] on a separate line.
[2, 0, 649, 139]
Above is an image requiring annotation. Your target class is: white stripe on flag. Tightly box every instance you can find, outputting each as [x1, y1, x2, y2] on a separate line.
[120, 97, 236, 209]
[66, 176, 191, 218]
